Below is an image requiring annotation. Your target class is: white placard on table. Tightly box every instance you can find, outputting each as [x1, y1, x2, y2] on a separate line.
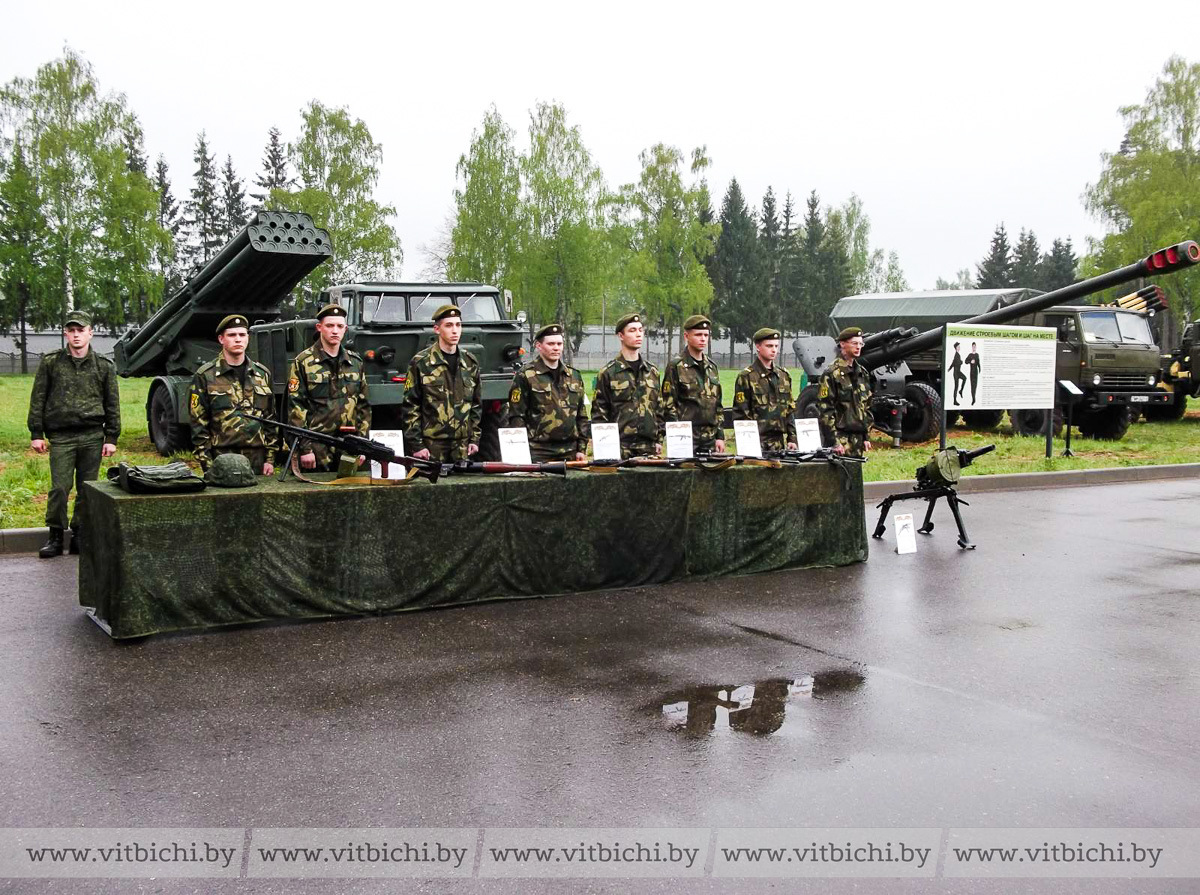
[794, 417, 822, 451]
[498, 427, 533, 465]
[894, 513, 917, 554]
[733, 420, 763, 457]
[592, 423, 621, 460]
[665, 421, 694, 459]
[368, 429, 405, 479]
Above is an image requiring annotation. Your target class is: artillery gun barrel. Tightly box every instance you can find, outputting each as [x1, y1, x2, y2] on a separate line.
[862, 326, 919, 350]
[861, 240, 1199, 369]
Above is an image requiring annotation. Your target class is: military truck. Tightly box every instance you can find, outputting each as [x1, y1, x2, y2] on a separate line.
[792, 240, 1199, 444]
[114, 211, 527, 459]
[1146, 315, 1200, 420]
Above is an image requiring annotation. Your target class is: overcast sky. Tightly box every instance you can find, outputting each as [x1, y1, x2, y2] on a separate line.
[4, 1, 1197, 291]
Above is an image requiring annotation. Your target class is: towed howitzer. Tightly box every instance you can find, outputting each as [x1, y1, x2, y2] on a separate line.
[244, 416, 567, 483]
[872, 444, 995, 550]
[796, 241, 1200, 445]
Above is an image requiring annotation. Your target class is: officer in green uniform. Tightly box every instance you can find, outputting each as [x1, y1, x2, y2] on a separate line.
[591, 312, 663, 458]
[733, 327, 796, 452]
[27, 309, 120, 558]
[287, 304, 371, 471]
[661, 314, 725, 454]
[816, 326, 874, 457]
[401, 304, 482, 462]
[189, 313, 280, 474]
[507, 322, 590, 461]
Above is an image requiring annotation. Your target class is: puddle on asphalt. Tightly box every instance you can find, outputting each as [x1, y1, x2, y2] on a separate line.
[659, 669, 865, 737]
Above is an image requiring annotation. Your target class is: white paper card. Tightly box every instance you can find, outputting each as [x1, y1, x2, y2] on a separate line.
[368, 429, 405, 479]
[733, 420, 763, 457]
[592, 423, 621, 460]
[498, 428, 533, 465]
[794, 418, 822, 451]
[894, 513, 917, 554]
[665, 421, 694, 459]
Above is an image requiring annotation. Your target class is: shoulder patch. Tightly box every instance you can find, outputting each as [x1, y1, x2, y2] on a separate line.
[510, 386, 522, 404]
[288, 377, 299, 394]
[735, 391, 745, 404]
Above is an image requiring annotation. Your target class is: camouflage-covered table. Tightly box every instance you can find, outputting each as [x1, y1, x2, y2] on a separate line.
[78, 464, 867, 638]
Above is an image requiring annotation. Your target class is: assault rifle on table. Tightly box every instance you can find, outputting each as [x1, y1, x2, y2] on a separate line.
[872, 444, 995, 550]
[240, 415, 567, 483]
[566, 453, 794, 472]
[766, 448, 868, 464]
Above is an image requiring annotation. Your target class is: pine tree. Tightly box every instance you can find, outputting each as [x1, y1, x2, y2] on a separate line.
[251, 126, 292, 211]
[975, 223, 1013, 288]
[1038, 238, 1078, 291]
[797, 191, 827, 334]
[779, 191, 802, 334]
[819, 209, 852, 327]
[123, 124, 148, 176]
[1011, 228, 1041, 287]
[218, 155, 248, 242]
[183, 131, 221, 271]
[709, 178, 764, 359]
[760, 186, 782, 325]
[153, 156, 183, 301]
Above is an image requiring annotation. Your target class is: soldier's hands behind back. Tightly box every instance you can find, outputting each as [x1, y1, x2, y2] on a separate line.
[31, 439, 47, 454]
[102, 442, 117, 457]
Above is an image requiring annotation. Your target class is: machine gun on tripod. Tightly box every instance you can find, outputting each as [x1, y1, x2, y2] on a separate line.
[872, 444, 995, 549]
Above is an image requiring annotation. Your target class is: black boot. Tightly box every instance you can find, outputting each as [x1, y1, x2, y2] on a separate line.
[39, 528, 64, 559]
[68, 527, 81, 555]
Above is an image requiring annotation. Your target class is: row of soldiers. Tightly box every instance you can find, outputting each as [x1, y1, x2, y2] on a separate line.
[187, 304, 875, 473]
[25, 304, 872, 558]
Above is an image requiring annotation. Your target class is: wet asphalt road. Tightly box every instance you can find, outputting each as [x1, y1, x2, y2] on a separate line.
[1, 478, 1199, 894]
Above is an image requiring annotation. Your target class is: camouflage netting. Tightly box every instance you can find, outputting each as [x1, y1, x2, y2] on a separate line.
[78, 464, 867, 639]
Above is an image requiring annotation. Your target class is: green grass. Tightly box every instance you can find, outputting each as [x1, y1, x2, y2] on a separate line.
[5, 372, 1200, 529]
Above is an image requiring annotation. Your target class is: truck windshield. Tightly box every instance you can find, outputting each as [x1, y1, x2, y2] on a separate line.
[1080, 311, 1154, 345]
[361, 295, 405, 324]
[411, 294, 502, 322]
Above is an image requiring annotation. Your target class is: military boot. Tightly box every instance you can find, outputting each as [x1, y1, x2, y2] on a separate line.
[39, 528, 64, 559]
[68, 527, 81, 555]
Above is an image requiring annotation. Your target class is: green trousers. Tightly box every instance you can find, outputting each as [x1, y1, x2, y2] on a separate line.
[46, 431, 104, 531]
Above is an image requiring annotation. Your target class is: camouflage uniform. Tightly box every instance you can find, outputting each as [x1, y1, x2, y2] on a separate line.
[816, 356, 874, 457]
[287, 343, 371, 470]
[591, 355, 663, 458]
[400, 345, 482, 462]
[732, 358, 795, 452]
[189, 355, 280, 472]
[661, 350, 724, 453]
[28, 348, 121, 532]
[507, 356, 590, 461]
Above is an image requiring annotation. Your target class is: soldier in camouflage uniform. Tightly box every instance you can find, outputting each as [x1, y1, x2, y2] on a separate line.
[507, 322, 590, 461]
[27, 310, 120, 558]
[816, 326, 874, 457]
[401, 304, 482, 462]
[661, 314, 725, 454]
[733, 327, 797, 453]
[189, 313, 280, 475]
[287, 303, 371, 471]
[591, 312, 663, 458]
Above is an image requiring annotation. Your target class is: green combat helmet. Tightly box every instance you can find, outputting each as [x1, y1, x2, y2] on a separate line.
[204, 453, 258, 487]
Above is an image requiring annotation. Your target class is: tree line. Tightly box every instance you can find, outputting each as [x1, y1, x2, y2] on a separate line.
[439, 103, 910, 359]
[935, 223, 1079, 293]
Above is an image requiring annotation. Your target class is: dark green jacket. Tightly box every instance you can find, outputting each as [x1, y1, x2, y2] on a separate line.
[507, 356, 590, 455]
[28, 348, 121, 441]
[661, 350, 723, 445]
[400, 344, 482, 451]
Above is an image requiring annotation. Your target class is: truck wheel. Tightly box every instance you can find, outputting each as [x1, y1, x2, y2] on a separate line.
[149, 385, 191, 456]
[1142, 390, 1188, 421]
[1009, 408, 1063, 437]
[959, 409, 1005, 430]
[1077, 406, 1130, 440]
[477, 407, 503, 461]
[901, 382, 942, 442]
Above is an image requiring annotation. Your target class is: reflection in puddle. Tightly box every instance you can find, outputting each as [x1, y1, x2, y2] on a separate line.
[661, 670, 863, 737]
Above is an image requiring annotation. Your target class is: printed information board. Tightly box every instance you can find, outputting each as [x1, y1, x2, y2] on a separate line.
[943, 324, 1056, 411]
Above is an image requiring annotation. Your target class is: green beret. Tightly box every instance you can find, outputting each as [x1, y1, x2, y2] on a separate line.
[615, 313, 641, 334]
[216, 313, 249, 335]
[535, 323, 564, 341]
[316, 304, 347, 321]
[753, 327, 781, 343]
[683, 314, 711, 331]
[432, 304, 462, 322]
[837, 326, 863, 341]
[64, 309, 92, 328]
